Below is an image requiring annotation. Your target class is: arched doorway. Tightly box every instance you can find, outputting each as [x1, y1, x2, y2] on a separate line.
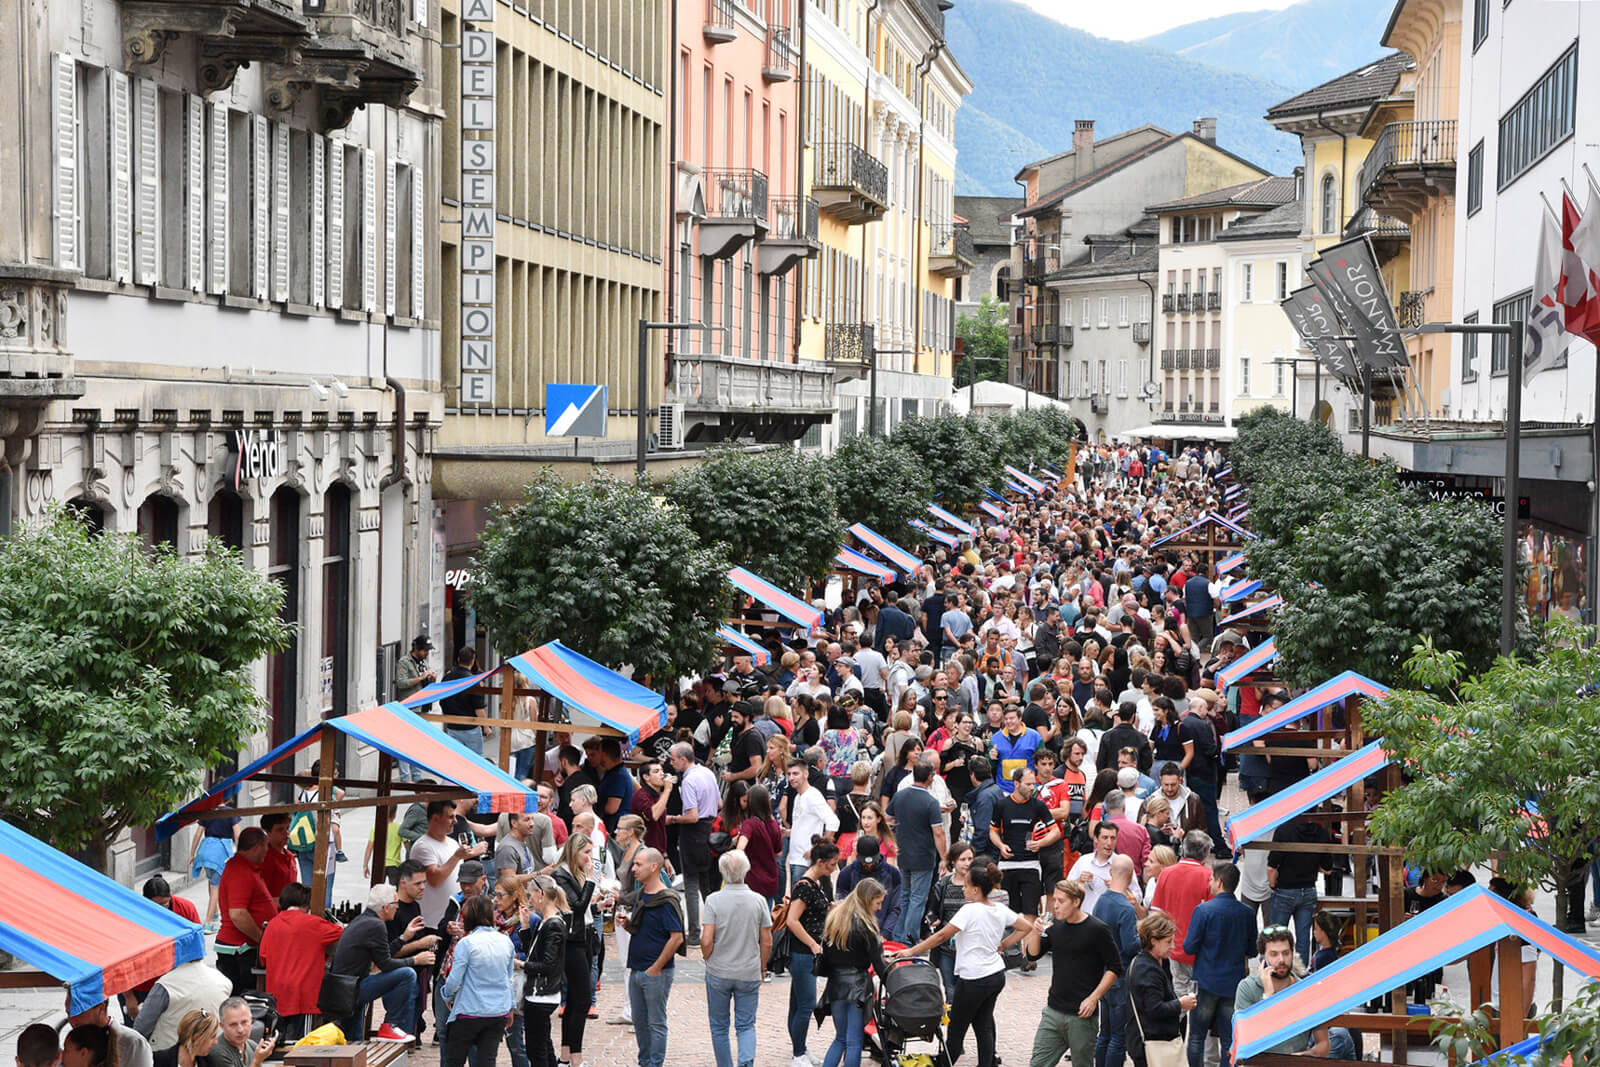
[321, 483, 352, 733]
[267, 486, 301, 800]
[137, 494, 180, 552]
[65, 495, 111, 535]
[208, 487, 246, 553]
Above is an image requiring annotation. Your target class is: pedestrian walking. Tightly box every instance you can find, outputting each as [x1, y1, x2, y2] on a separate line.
[817, 880, 890, 1067]
[1091, 856, 1143, 1067]
[552, 834, 599, 1067]
[624, 848, 685, 1067]
[1127, 914, 1196, 1067]
[784, 840, 840, 1067]
[1148, 831, 1214, 997]
[439, 895, 515, 1067]
[521, 875, 570, 1067]
[702, 850, 773, 1067]
[1023, 879, 1123, 1067]
[667, 741, 721, 942]
[886, 757, 947, 942]
[1181, 863, 1256, 1067]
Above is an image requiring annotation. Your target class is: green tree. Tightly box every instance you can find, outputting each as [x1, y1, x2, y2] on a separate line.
[990, 407, 1080, 473]
[474, 472, 732, 683]
[660, 448, 843, 590]
[889, 412, 1004, 511]
[0, 507, 292, 866]
[1245, 451, 1402, 546]
[955, 294, 1011, 388]
[828, 434, 935, 548]
[1230, 406, 1343, 488]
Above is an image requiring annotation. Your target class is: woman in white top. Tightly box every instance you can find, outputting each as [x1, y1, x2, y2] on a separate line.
[891, 862, 1035, 1067]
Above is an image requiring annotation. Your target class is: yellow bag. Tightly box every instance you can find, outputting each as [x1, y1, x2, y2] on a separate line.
[293, 1024, 347, 1047]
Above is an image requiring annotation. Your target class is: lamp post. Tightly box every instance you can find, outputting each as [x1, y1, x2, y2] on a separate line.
[1270, 356, 1324, 421]
[1415, 320, 1523, 655]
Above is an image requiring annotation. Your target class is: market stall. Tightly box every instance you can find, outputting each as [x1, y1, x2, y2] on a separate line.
[846, 523, 921, 578]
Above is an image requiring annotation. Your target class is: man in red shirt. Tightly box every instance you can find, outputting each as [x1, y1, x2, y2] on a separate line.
[216, 827, 278, 994]
[1033, 748, 1074, 882]
[259, 882, 344, 1035]
[259, 814, 298, 901]
[1149, 829, 1214, 997]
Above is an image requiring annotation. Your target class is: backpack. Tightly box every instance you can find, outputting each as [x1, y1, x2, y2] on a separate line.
[287, 810, 317, 854]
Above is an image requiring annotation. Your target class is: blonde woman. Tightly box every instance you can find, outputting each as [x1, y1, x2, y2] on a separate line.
[607, 814, 647, 1028]
[1143, 844, 1178, 902]
[552, 833, 598, 1063]
[510, 671, 540, 782]
[818, 879, 890, 1067]
[522, 874, 571, 1067]
[152, 1010, 220, 1067]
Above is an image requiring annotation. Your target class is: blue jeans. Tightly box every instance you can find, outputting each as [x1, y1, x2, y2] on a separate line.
[1095, 984, 1128, 1067]
[447, 727, 485, 756]
[936, 946, 957, 1003]
[898, 867, 936, 943]
[628, 968, 674, 1067]
[1186, 989, 1234, 1067]
[297, 852, 337, 910]
[788, 951, 818, 1056]
[394, 760, 421, 783]
[789, 864, 810, 894]
[1269, 886, 1319, 963]
[513, 747, 537, 782]
[1189, 775, 1223, 853]
[822, 998, 867, 1067]
[502, 1009, 529, 1067]
[1328, 1027, 1357, 1061]
[705, 974, 760, 1067]
[342, 966, 417, 1039]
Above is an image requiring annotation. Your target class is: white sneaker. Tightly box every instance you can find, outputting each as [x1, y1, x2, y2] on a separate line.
[793, 1055, 813, 1067]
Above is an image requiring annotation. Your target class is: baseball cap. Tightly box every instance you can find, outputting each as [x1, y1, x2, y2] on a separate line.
[411, 634, 434, 651]
[1212, 629, 1247, 652]
[1117, 767, 1140, 789]
[458, 860, 486, 883]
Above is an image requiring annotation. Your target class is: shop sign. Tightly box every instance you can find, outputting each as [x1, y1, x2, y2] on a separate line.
[229, 428, 283, 492]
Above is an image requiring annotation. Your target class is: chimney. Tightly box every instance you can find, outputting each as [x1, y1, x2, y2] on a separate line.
[1073, 120, 1096, 178]
[1193, 117, 1217, 143]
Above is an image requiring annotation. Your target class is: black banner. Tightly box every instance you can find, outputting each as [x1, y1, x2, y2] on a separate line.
[1280, 286, 1361, 388]
[1307, 235, 1409, 371]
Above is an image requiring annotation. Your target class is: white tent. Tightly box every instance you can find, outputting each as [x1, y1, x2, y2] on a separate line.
[950, 379, 1075, 417]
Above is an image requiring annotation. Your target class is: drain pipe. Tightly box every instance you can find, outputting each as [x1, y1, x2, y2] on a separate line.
[912, 38, 946, 377]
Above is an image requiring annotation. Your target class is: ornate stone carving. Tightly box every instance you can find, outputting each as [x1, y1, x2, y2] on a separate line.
[0, 288, 25, 342]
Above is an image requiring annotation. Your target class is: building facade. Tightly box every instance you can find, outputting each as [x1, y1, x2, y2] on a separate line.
[953, 194, 1024, 316]
[1, 0, 443, 879]
[1217, 200, 1303, 422]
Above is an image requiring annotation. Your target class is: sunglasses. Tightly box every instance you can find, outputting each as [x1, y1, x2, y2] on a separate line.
[1261, 924, 1291, 936]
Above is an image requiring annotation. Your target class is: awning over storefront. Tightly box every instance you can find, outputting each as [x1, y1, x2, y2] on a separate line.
[1232, 885, 1600, 1061]
[1224, 484, 1244, 501]
[0, 818, 206, 1013]
[1221, 595, 1283, 626]
[1004, 466, 1047, 494]
[1223, 670, 1389, 750]
[160, 701, 536, 840]
[1216, 637, 1278, 688]
[979, 501, 1007, 523]
[504, 642, 668, 746]
[835, 546, 896, 582]
[847, 522, 921, 577]
[728, 566, 824, 633]
[716, 626, 771, 667]
[1225, 740, 1389, 849]
[927, 503, 976, 536]
[1217, 552, 1247, 576]
[911, 519, 961, 549]
[1220, 578, 1263, 603]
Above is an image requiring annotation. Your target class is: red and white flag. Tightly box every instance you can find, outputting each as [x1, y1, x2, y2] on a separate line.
[1563, 185, 1600, 346]
[1527, 207, 1570, 380]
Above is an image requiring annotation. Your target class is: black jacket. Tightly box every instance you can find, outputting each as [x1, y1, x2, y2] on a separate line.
[522, 914, 568, 997]
[330, 907, 407, 976]
[551, 868, 594, 943]
[1127, 952, 1185, 1045]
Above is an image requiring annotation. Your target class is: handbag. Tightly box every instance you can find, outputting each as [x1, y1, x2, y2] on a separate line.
[316, 970, 360, 1019]
[1129, 966, 1186, 1067]
[708, 830, 735, 856]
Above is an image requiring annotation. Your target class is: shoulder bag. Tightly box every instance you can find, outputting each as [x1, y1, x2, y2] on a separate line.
[1129, 964, 1186, 1067]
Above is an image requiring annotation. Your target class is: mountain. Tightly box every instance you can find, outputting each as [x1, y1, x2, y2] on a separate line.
[947, 0, 1302, 195]
[1134, 0, 1398, 91]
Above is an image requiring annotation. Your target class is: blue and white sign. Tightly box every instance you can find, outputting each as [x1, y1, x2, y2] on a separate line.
[545, 384, 608, 438]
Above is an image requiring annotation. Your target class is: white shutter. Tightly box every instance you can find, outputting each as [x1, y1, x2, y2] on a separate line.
[252, 114, 269, 300]
[208, 103, 229, 295]
[311, 135, 325, 307]
[362, 146, 377, 312]
[52, 54, 79, 271]
[413, 0, 427, 28]
[134, 78, 159, 285]
[410, 162, 425, 319]
[384, 157, 397, 317]
[271, 121, 290, 302]
[110, 72, 134, 283]
[326, 142, 344, 308]
[186, 95, 205, 291]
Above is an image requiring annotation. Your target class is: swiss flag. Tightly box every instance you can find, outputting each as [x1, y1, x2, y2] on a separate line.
[1561, 187, 1600, 346]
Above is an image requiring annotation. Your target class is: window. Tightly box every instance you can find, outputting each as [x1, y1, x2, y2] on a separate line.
[1462, 311, 1480, 381]
[1081, 299, 1091, 329]
[1275, 261, 1289, 301]
[1497, 42, 1578, 189]
[1274, 360, 1286, 396]
[1239, 357, 1251, 396]
[1212, 267, 1222, 297]
[1467, 142, 1484, 216]
[1473, 0, 1489, 51]
[1491, 292, 1533, 376]
[1079, 360, 1090, 397]
[1240, 262, 1253, 302]
[1320, 173, 1338, 234]
[1098, 360, 1108, 394]
[1098, 296, 1109, 327]
[1118, 295, 1129, 326]
[1117, 360, 1129, 397]
[1061, 298, 1070, 324]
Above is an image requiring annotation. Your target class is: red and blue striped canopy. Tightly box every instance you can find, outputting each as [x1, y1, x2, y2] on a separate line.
[729, 566, 823, 633]
[1233, 885, 1600, 1061]
[927, 503, 976, 536]
[0, 818, 206, 1014]
[1220, 578, 1263, 603]
[835, 546, 896, 583]
[847, 522, 920, 577]
[1005, 480, 1037, 497]
[979, 501, 1007, 523]
[1211, 511, 1255, 538]
[1004, 465, 1048, 494]
[1217, 465, 1233, 479]
[1231, 506, 1251, 522]
[504, 641, 668, 747]
[911, 519, 961, 548]
[1152, 512, 1257, 547]
[1038, 465, 1064, 483]
[1216, 637, 1277, 687]
[717, 626, 771, 667]
[1224, 483, 1244, 501]
[1221, 595, 1284, 626]
[1223, 670, 1389, 750]
[160, 702, 536, 841]
[1217, 551, 1247, 576]
[1225, 740, 1389, 849]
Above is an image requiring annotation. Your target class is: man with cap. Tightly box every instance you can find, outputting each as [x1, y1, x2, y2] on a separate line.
[835, 835, 902, 933]
[724, 700, 767, 784]
[393, 635, 437, 783]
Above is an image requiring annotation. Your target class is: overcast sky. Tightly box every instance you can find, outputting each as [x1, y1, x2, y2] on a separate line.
[1016, 0, 1298, 41]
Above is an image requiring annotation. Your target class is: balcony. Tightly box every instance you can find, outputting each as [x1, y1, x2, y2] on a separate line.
[1176, 350, 1190, 370]
[1358, 119, 1458, 217]
[763, 26, 795, 81]
[759, 195, 820, 275]
[824, 323, 875, 381]
[672, 352, 835, 443]
[0, 265, 86, 459]
[705, 0, 737, 43]
[1207, 292, 1221, 311]
[1033, 322, 1070, 346]
[1162, 293, 1176, 313]
[1160, 349, 1175, 370]
[814, 142, 889, 223]
[1204, 349, 1220, 369]
[1133, 322, 1151, 345]
[1176, 293, 1192, 312]
[929, 224, 975, 277]
[1346, 206, 1412, 265]
[287, 0, 425, 125]
[700, 168, 769, 258]
[123, 0, 314, 95]
[1090, 394, 1110, 414]
[1398, 290, 1427, 329]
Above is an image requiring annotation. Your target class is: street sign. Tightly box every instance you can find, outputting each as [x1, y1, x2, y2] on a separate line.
[545, 384, 608, 437]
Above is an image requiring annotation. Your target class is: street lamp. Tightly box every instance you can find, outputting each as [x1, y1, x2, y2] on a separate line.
[1270, 357, 1323, 421]
[1415, 320, 1524, 656]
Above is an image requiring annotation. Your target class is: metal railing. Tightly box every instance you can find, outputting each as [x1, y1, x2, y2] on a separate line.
[1034, 322, 1061, 345]
[705, 169, 769, 224]
[825, 322, 875, 366]
[1347, 206, 1412, 241]
[1160, 349, 1175, 369]
[1204, 349, 1220, 369]
[1176, 293, 1191, 312]
[931, 225, 976, 262]
[1176, 351, 1190, 370]
[1207, 292, 1221, 310]
[1133, 322, 1151, 345]
[1162, 293, 1176, 313]
[1399, 290, 1427, 329]
[673, 352, 835, 410]
[814, 142, 889, 205]
[705, 0, 736, 35]
[1359, 119, 1458, 206]
[764, 26, 795, 76]
[767, 195, 818, 241]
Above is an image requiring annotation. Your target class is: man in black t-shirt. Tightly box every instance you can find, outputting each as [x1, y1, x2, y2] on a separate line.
[989, 767, 1059, 923]
[1267, 812, 1334, 963]
[1178, 697, 1225, 848]
[725, 700, 766, 784]
[1024, 879, 1122, 1067]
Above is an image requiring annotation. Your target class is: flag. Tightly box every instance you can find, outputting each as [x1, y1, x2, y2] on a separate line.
[1526, 207, 1569, 380]
[1564, 185, 1600, 346]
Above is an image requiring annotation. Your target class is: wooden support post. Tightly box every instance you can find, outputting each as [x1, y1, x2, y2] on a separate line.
[532, 693, 550, 786]
[1467, 944, 1494, 1013]
[310, 729, 336, 918]
[1498, 936, 1527, 1046]
[498, 666, 515, 771]
[372, 751, 393, 890]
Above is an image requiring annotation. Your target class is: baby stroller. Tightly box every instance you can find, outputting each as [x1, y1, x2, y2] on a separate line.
[867, 951, 950, 1067]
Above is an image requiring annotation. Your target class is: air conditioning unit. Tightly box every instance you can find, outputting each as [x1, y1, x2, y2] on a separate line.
[657, 402, 686, 450]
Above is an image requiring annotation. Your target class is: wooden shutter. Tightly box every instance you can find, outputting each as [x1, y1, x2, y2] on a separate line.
[186, 95, 205, 291]
[134, 78, 159, 285]
[384, 156, 397, 317]
[362, 146, 377, 312]
[53, 54, 79, 271]
[326, 141, 344, 308]
[272, 121, 290, 302]
[311, 135, 325, 307]
[252, 114, 269, 300]
[410, 162, 425, 319]
[110, 71, 134, 283]
[208, 103, 228, 295]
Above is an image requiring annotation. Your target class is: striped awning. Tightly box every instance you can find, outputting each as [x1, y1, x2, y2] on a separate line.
[1216, 551, 1247, 576]
[1225, 741, 1389, 849]
[1006, 480, 1036, 497]
[911, 519, 961, 548]
[1216, 637, 1277, 687]
[1004, 465, 1048, 494]
[503, 641, 668, 747]
[728, 566, 824, 633]
[927, 503, 976, 536]
[1224, 484, 1244, 500]
[1223, 670, 1389, 750]
[1220, 595, 1283, 626]
[1220, 578, 1263, 603]
[835, 545, 896, 582]
[979, 501, 1007, 522]
[716, 626, 771, 667]
[847, 522, 921, 577]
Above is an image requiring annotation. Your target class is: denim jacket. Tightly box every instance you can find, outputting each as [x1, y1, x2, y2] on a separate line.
[439, 927, 516, 1021]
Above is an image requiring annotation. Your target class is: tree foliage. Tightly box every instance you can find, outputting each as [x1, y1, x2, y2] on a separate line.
[0, 507, 291, 864]
[828, 434, 935, 548]
[475, 472, 732, 683]
[1365, 627, 1600, 898]
[989, 407, 1080, 473]
[1230, 406, 1343, 489]
[889, 412, 1004, 510]
[660, 448, 844, 590]
[1245, 452, 1401, 546]
[955, 295, 1010, 387]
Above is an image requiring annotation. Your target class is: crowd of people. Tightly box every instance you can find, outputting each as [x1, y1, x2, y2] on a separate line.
[44, 441, 1526, 1067]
